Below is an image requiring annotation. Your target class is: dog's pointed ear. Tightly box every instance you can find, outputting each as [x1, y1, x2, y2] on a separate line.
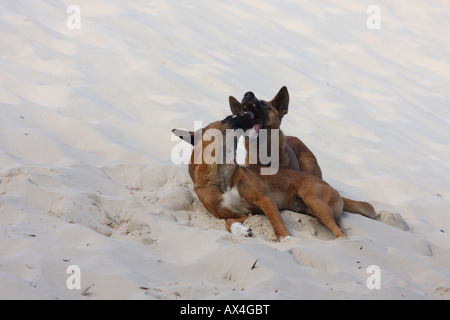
[270, 86, 289, 118]
[229, 96, 244, 115]
[172, 129, 195, 146]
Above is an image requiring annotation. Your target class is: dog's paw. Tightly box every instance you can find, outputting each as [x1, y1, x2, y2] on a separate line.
[280, 235, 293, 242]
[230, 222, 253, 237]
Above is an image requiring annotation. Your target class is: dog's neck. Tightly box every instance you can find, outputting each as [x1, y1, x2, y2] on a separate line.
[189, 133, 241, 190]
[244, 128, 288, 167]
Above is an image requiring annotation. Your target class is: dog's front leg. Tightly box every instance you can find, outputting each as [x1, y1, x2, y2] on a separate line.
[253, 196, 290, 240]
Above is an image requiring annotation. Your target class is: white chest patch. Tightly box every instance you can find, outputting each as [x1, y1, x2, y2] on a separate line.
[221, 187, 249, 214]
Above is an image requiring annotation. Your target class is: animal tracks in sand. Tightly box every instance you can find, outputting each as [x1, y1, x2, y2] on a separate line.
[0, 163, 411, 246]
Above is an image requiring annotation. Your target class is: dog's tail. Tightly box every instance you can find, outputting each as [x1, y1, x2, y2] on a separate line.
[342, 197, 376, 219]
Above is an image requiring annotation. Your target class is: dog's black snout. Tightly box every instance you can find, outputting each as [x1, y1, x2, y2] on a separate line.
[244, 92, 255, 99]
[242, 91, 258, 105]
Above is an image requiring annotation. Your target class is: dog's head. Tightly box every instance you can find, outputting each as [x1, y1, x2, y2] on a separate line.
[229, 86, 289, 132]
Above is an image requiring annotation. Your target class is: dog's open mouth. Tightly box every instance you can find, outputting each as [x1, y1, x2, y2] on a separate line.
[243, 102, 262, 139]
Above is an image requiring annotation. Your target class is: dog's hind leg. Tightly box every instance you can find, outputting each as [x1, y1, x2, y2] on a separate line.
[305, 198, 346, 238]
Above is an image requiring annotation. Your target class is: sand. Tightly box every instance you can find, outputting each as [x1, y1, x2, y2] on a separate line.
[0, 0, 449, 300]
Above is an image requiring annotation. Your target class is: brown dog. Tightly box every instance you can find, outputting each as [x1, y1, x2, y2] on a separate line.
[173, 113, 347, 240]
[229, 87, 376, 219]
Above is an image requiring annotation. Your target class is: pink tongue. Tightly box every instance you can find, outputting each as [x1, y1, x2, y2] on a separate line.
[249, 124, 261, 139]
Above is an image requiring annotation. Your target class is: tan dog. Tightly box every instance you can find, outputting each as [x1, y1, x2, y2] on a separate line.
[229, 87, 376, 219]
[173, 113, 347, 240]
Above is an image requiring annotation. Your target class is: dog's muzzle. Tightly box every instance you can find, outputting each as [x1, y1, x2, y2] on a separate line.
[241, 91, 263, 139]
